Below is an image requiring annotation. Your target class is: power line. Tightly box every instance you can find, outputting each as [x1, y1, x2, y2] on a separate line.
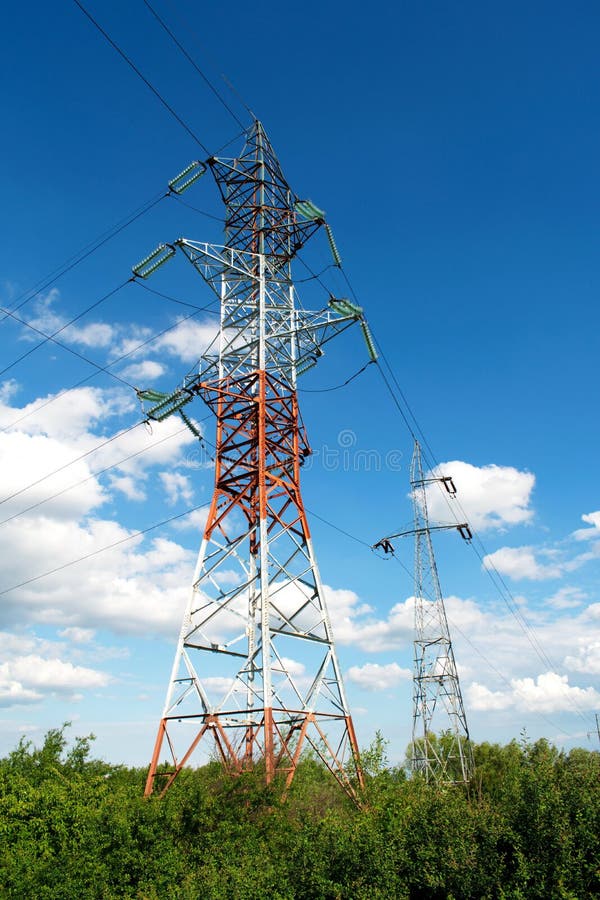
[1, 193, 166, 323]
[285, 236, 585, 719]
[0, 280, 131, 381]
[335, 262, 594, 726]
[173, 194, 225, 222]
[308, 507, 580, 739]
[72, 0, 211, 155]
[0, 421, 143, 507]
[0, 294, 136, 389]
[141, 0, 247, 130]
[298, 360, 374, 394]
[0, 303, 213, 435]
[0, 415, 211, 529]
[134, 280, 220, 313]
[0, 500, 212, 599]
[163, 0, 257, 121]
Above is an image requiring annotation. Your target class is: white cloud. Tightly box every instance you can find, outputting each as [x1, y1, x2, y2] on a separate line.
[65, 322, 114, 348]
[121, 360, 166, 383]
[0, 385, 201, 525]
[154, 320, 218, 363]
[483, 546, 562, 581]
[512, 672, 600, 712]
[108, 474, 146, 502]
[572, 510, 600, 541]
[0, 379, 19, 403]
[0, 682, 41, 706]
[172, 506, 209, 532]
[278, 657, 306, 678]
[425, 460, 535, 531]
[0, 383, 210, 642]
[0, 385, 134, 443]
[159, 471, 194, 505]
[0, 511, 194, 637]
[22, 289, 115, 349]
[0, 651, 111, 708]
[564, 641, 600, 675]
[59, 627, 95, 644]
[3, 655, 110, 690]
[0, 430, 107, 520]
[467, 671, 600, 713]
[545, 586, 587, 610]
[466, 682, 512, 711]
[347, 662, 411, 691]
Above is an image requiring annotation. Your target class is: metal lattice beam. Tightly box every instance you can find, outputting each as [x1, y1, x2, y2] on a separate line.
[141, 121, 366, 801]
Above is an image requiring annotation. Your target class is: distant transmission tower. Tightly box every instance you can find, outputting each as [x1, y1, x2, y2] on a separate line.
[375, 440, 474, 783]
[135, 121, 374, 800]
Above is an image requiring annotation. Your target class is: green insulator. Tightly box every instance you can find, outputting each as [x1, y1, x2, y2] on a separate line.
[329, 297, 363, 318]
[132, 243, 176, 279]
[360, 320, 378, 362]
[324, 224, 342, 266]
[146, 388, 193, 421]
[179, 410, 202, 438]
[138, 389, 168, 403]
[296, 355, 319, 377]
[329, 299, 351, 316]
[168, 161, 206, 194]
[294, 199, 325, 221]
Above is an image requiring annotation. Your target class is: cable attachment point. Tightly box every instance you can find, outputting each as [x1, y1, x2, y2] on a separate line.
[294, 199, 325, 222]
[373, 538, 395, 554]
[136, 386, 193, 422]
[329, 297, 363, 317]
[296, 355, 319, 377]
[457, 523, 473, 541]
[168, 161, 207, 195]
[132, 243, 176, 279]
[441, 476, 457, 496]
[328, 298, 378, 362]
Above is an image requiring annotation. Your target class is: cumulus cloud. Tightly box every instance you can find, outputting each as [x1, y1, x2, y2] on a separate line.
[59, 627, 95, 644]
[0, 382, 207, 638]
[424, 460, 535, 531]
[467, 672, 600, 713]
[121, 360, 166, 383]
[21, 289, 115, 349]
[0, 430, 107, 520]
[545, 586, 587, 610]
[0, 510, 196, 637]
[0, 385, 200, 525]
[322, 587, 414, 651]
[564, 641, 600, 675]
[0, 637, 111, 709]
[347, 662, 411, 691]
[172, 506, 209, 533]
[572, 511, 600, 541]
[4, 655, 110, 691]
[153, 320, 219, 363]
[483, 546, 563, 581]
[0, 385, 132, 443]
[159, 471, 194, 505]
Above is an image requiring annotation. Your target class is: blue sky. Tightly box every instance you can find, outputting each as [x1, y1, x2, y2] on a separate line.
[1, 0, 600, 765]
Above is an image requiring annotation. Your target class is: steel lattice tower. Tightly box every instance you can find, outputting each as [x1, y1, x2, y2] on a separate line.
[136, 121, 371, 800]
[409, 441, 473, 783]
[375, 441, 474, 783]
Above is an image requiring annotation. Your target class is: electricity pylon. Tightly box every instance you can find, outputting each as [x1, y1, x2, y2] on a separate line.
[375, 441, 474, 783]
[135, 121, 373, 800]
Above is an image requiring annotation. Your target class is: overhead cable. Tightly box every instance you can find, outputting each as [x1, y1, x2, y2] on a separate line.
[72, 0, 211, 154]
[0, 500, 212, 599]
[141, 0, 246, 129]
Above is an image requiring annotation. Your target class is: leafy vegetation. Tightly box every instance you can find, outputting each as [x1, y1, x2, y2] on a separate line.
[1, 725, 598, 898]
